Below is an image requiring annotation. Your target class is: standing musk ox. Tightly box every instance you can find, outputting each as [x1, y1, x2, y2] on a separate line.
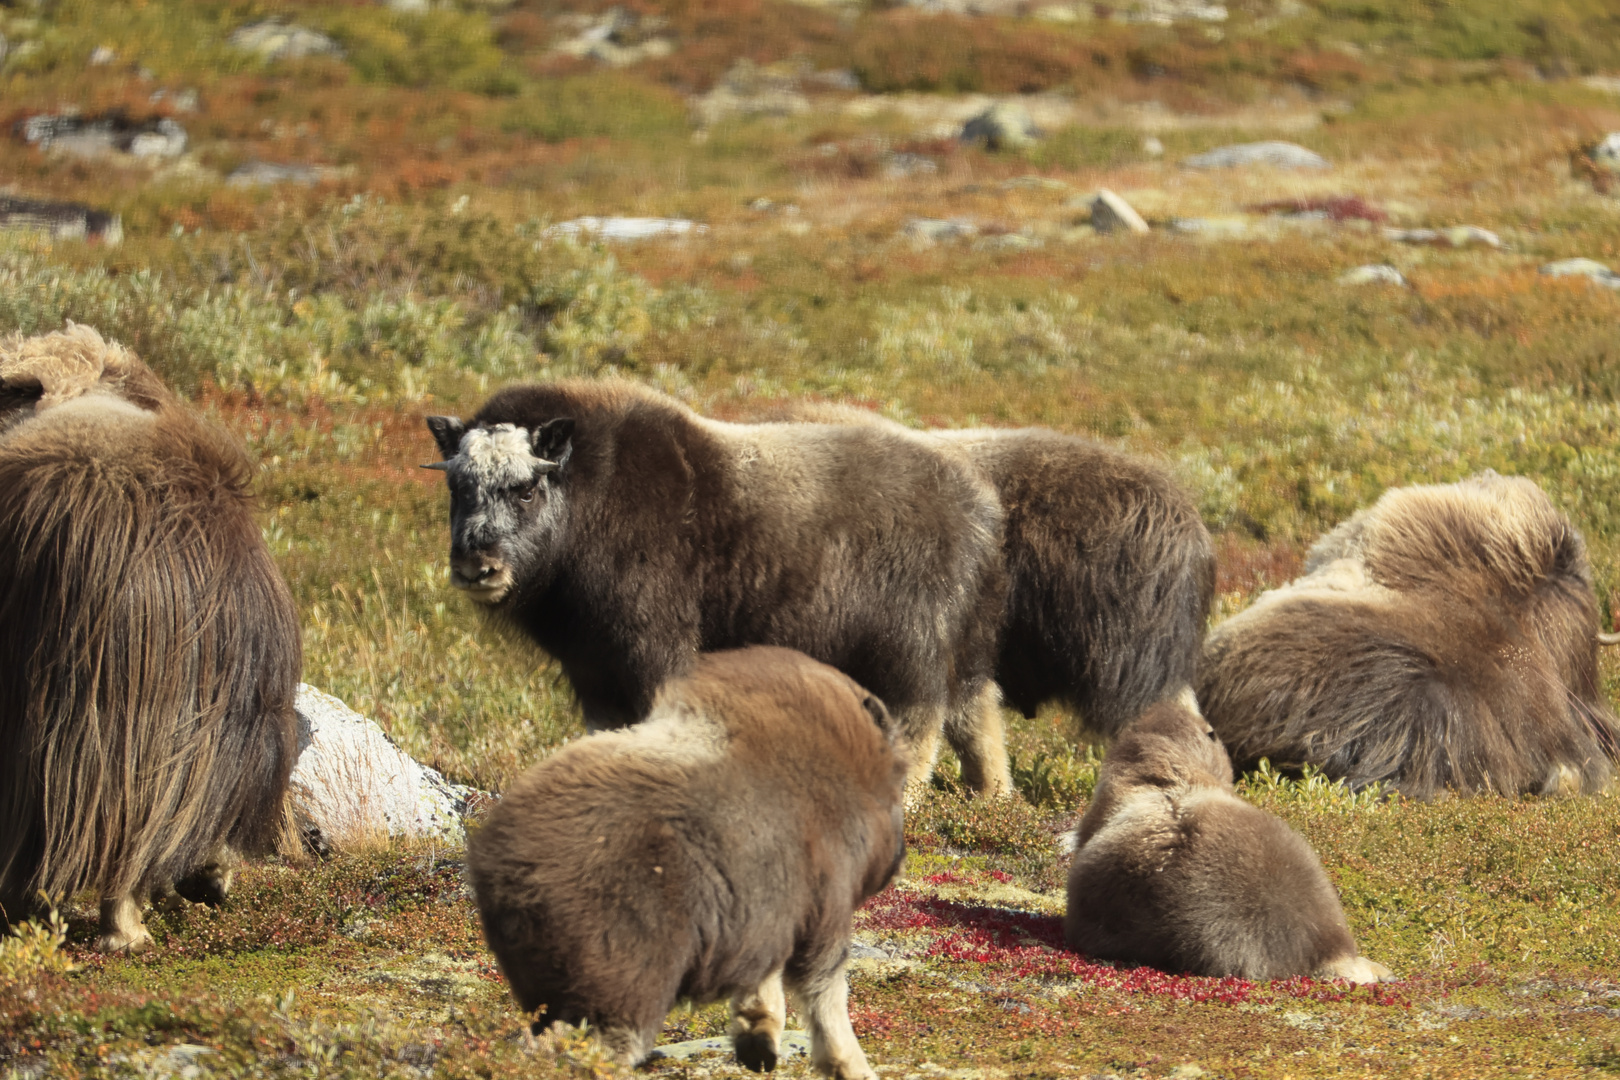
[932, 428, 1215, 736]
[424, 380, 1011, 793]
[1065, 692, 1392, 983]
[0, 325, 300, 952]
[1197, 473, 1620, 799]
[467, 646, 907, 1078]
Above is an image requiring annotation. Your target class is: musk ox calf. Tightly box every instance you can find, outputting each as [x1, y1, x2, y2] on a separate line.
[425, 380, 1010, 793]
[1065, 692, 1391, 983]
[0, 325, 300, 952]
[1197, 472, 1620, 799]
[467, 646, 906, 1078]
[933, 428, 1215, 737]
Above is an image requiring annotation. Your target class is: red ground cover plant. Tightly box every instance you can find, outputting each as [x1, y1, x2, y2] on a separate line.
[1251, 196, 1388, 224]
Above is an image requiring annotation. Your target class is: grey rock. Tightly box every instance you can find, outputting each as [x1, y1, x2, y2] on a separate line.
[1592, 132, 1620, 174]
[290, 685, 483, 851]
[544, 216, 708, 241]
[1540, 258, 1620, 288]
[1142, 135, 1165, 157]
[961, 101, 1041, 151]
[1116, 0, 1227, 23]
[692, 58, 811, 126]
[1339, 264, 1406, 286]
[1090, 188, 1150, 234]
[883, 151, 938, 179]
[903, 217, 979, 243]
[1182, 141, 1328, 169]
[88, 45, 116, 66]
[649, 1032, 812, 1062]
[227, 160, 329, 187]
[228, 21, 344, 62]
[17, 111, 185, 160]
[1384, 225, 1500, 249]
[551, 9, 674, 68]
[1168, 216, 1251, 238]
[0, 195, 122, 245]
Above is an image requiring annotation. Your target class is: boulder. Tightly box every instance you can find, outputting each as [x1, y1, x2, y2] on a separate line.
[1339, 264, 1405, 287]
[1591, 132, 1620, 174]
[960, 101, 1041, 151]
[0, 195, 122, 245]
[544, 216, 708, 241]
[551, 9, 674, 68]
[692, 59, 810, 127]
[228, 21, 344, 62]
[1540, 258, 1620, 289]
[288, 685, 483, 852]
[1090, 188, 1150, 234]
[17, 111, 187, 161]
[1182, 141, 1328, 170]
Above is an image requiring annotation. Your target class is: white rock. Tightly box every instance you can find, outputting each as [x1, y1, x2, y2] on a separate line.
[902, 217, 978, 244]
[1091, 188, 1150, 234]
[227, 160, 329, 187]
[1540, 258, 1620, 288]
[1383, 225, 1500, 249]
[1591, 132, 1620, 174]
[289, 685, 481, 850]
[1168, 216, 1251, 238]
[229, 21, 344, 62]
[960, 101, 1041, 151]
[1142, 135, 1165, 157]
[1182, 141, 1328, 169]
[1339, 264, 1405, 287]
[545, 216, 708, 241]
[88, 45, 116, 66]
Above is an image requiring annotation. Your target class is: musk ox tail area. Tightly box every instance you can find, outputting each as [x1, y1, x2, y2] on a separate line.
[1198, 473, 1620, 799]
[938, 429, 1215, 737]
[0, 326, 300, 948]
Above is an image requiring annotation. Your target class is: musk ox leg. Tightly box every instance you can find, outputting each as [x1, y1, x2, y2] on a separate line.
[899, 707, 946, 802]
[789, 961, 876, 1080]
[1316, 955, 1395, 984]
[730, 966, 787, 1072]
[593, 1023, 655, 1067]
[96, 895, 153, 954]
[944, 682, 1013, 798]
[174, 845, 239, 907]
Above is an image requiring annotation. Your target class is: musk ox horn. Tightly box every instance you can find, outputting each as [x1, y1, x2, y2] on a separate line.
[420, 461, 452, 471]
[1599, 631, 1620, 646]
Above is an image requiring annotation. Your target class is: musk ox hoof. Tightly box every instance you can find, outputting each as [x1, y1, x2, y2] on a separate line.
[733, 1030, 780, 1073]
[96, 924, 154, 954]
[1318, 955, 1396, 984]
[174, 864, 234, 908]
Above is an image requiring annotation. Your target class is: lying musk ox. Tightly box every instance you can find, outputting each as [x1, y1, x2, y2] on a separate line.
[0, 325, 300, 952]
[933, 428, 1215, 737]
[1197, 473, 1620, 799]
[425, 381, 1010, 792]
[467, 646, 906, 1078]
[1065, 692, 1391, 983]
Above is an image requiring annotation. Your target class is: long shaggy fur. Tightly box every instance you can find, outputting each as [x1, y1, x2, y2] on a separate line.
[1065, 695, 1389, 983]
[1197, 472, 1620, 798]
[467, 647, 906, 1077]
[935, 428, 1215, 736]
[427, 381, 1010, 792]
[0, 326, 300, 944]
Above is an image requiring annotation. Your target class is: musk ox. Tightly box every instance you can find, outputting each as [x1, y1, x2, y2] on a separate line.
[425, 380, 1010, 793]
[1064, 692, 1392, 983]
[0, 325, 300, 952]
[467, 646, 906, 1078]
[932, 428, 1215, 737]
[1197, 472, 1620, 799]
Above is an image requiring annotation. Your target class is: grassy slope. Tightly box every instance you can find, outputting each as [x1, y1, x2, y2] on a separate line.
[4, 0, 1620, 1075]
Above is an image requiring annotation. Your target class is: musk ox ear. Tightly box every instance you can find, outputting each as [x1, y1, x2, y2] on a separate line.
[532, 418, 575, 470]
[862, 693, 894, 735]
[425, 416, 466, 460]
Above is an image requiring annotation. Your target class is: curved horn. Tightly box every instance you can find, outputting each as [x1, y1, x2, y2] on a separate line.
[1598, 631, 1620, 646]
[533, 458, 560, 475]
[419, 461, 451, 471]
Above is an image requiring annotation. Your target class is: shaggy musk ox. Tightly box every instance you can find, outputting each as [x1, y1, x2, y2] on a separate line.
[932, 428, 1214, 736]
[1197, 473, 1620, 799]
[0, 325, 300, 952]
[425, 381, 1010, 792]
[1065, 692, 1392, 983]
[467, 646, 907, 1078]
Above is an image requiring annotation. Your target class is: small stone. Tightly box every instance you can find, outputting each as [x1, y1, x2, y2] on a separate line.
[960, 101, 1041, 151]
[88, 45, 116, 66]
[884, 151, 938, 179]
[544, 216, 708, 241]
[1182, 141, 1329, 169]
[1383, 225, 1500, 249]
[902, 217, 978, 244]
[388, 0, 432, 11]
[1591, 132, 1620, 174]
[1000, 175, 1070, 192]
[975, 232, 1040, 252]
[1090, 188, 1150, 234]
[1540, 258, 1620, 288]
[0, 195, 122, 245]
[1142, 135, 1165, 157]
[1168, 216, 1250, 238]
[227, 160, 327, 187]
[1339, 264, 1406, 286]
[228, 20, 344, 62]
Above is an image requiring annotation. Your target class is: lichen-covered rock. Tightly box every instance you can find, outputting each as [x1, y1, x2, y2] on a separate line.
[1540, 258, 1620, 289]
[543, 216, 707, 241]
[228, 21, 344, 63]
[960, 101, 1041, 151]
[1182, 141, 1328, 170]
[1339, 264, 1406, 287]
[289, 685, 482, 851]
[1091, 189, 1150, 234]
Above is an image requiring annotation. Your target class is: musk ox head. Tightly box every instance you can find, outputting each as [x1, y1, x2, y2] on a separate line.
[424, 414, 575, 605]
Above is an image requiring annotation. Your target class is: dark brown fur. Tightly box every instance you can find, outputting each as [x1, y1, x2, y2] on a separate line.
[427, 381, 1010, 792]
[0, 327, 300, 951]
[467, 647, 906, 1077]
[1197, 473, 1620, 799]
[1065, 696, 1389, 982]
[935, 428, 1215, 736]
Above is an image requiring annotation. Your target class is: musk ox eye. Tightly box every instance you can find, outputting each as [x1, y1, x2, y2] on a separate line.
[518, 484, 539, 504]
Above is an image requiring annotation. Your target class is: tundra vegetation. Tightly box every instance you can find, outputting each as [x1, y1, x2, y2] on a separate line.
[2, 0, 1620, 1075]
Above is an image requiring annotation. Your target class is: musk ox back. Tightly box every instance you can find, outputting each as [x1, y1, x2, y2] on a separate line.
[426, 380, 1010, 793]
[1197, 473, 1620, 799]
[934, 428, 1215, 737]
[467, 646, 906, 1078]
[0, 325, 300, 952]
[1065, 693, 1390, 983]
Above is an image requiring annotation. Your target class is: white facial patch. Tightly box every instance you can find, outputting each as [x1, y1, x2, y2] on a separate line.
[457, 423, 545, 487]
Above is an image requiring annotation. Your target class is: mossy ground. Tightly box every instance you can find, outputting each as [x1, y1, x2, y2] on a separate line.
[4, 0, 1620, 1075]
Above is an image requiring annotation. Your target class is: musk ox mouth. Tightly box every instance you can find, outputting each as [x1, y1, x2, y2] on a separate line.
[451, 564, 515, 604]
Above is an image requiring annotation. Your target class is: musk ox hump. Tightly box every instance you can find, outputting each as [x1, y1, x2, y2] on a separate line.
[0, 322, 170, 415]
